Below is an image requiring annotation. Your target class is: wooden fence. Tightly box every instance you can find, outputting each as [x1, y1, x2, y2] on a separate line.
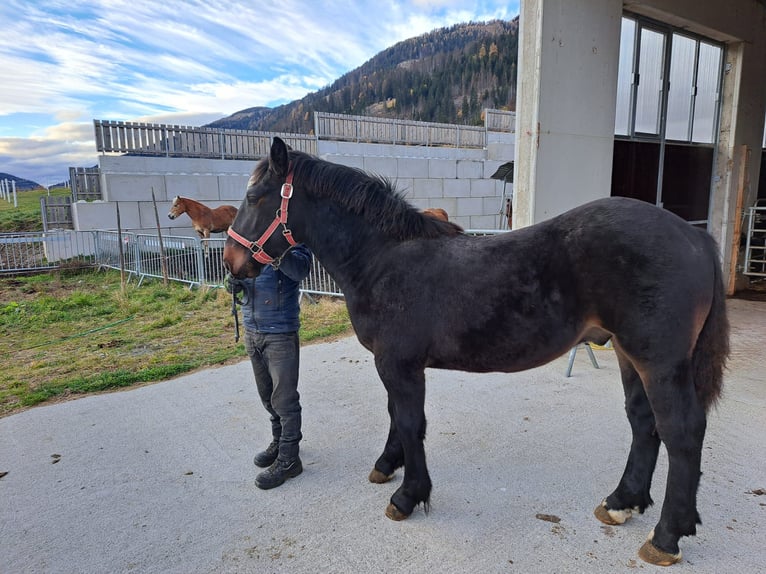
[69, 167, 101, 201]
[314, 112, 487, 148]
[93, 120, 317, 159]
[93, 109, 516, 159]
[41, 196, 73, 230]
[484, 109, 516, 133]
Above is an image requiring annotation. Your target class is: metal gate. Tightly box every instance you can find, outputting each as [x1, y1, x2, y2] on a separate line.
[743, 202, 766, 277]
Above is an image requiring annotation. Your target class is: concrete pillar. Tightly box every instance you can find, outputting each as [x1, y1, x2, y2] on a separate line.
[712, 39, 766, 291]
[514, 0, 622, 228]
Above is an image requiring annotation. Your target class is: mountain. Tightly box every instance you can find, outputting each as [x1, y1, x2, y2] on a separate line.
[0, 173, 44, 191]
[207, 18, 519, 134]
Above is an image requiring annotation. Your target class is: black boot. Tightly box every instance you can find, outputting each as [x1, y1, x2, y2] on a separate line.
[255, 457, 303, 490]
[253, 440, 279, 468]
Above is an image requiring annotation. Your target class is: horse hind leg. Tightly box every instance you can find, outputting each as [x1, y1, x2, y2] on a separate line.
[637, 360, 706, 566]
[368, 394, 404, 484]
[595, 350, 660, 527]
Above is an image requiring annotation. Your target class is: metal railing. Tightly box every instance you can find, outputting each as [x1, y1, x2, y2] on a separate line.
[743, 204, 766, 277]
[0, 231, 96, 274]
[2, 230, 508, 295]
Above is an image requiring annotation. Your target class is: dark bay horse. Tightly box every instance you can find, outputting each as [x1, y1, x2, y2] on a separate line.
[168, 196, 237, 240]
[223, 137, 729, 566]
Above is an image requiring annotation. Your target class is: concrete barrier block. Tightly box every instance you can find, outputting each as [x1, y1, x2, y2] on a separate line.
[219, 175, 249, 201]
[457, 197, 483, 216]
[487, 142, 515, 162]
[394, 178, 415, 197]
[443, 179, 469, 198]
[470, 214, 499, 229]
[72, 201, 141, 231]
[457, 160, 483, 179]
[470, 179, 499, 198]
[104, 175, 166, 202]
[166, 175, 220, 200]
[364, 156, 398, 177]
[412, 178, 443, 199]
[428, 159, 457, 179]
[397, 157, 429, 178]
[327, 155, 365, 169]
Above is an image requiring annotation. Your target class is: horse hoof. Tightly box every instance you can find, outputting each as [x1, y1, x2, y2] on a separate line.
[638, 539, 682, 566]
[368, 468, 394, 484]
[385, 503, 410, 521]
[593, 500, 633, 525]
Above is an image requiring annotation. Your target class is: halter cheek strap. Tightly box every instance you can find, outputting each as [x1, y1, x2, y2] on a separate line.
[227, 170, 298, 267]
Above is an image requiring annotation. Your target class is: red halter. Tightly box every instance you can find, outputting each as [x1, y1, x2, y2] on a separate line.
[227, 170, 298, 267]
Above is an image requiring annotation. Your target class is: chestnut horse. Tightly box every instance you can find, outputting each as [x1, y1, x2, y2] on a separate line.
[223, 137, 729, 566]
[167, 196, 237, 240]
[422, 207, 450, 222]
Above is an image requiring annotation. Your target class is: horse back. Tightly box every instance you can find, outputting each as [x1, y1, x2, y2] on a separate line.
[353, 197, 723, 376]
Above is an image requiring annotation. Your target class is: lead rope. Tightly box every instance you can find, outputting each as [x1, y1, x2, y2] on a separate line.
[231, 288, 241, 343]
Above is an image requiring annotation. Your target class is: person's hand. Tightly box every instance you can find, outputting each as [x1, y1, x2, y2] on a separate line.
[224, 273, 245, 295]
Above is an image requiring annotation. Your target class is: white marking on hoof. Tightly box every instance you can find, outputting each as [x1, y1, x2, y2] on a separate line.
[600, 500, 639, 525]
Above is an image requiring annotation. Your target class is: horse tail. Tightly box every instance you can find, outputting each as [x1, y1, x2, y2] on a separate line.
[692, 237, 730, 411]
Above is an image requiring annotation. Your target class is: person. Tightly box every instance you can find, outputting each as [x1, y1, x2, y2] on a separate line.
[229, 244, 313, 489]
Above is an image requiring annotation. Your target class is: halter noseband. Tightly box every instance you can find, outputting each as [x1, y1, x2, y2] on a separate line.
[227, 169, 298, 267]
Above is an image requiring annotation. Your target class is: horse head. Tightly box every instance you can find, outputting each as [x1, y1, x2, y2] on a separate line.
[167, 196, 184, 220]
[224, 137, 298, 278]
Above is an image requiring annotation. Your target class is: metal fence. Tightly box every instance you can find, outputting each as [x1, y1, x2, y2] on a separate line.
[743, 204, 766, 277]
[2, 230, 507, 296]
[0, 231, 96, 274]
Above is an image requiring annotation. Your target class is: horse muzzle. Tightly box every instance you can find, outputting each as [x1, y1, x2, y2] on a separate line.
[222, 238, 262, 279]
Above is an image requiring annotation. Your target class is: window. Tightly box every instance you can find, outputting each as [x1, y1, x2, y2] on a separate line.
[666, 34, 696, 141]
[614, 16, 723, 144]
[634, 28, 665, 135]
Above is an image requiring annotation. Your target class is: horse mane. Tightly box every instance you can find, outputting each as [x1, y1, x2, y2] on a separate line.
[287, 151, 463, 240]
[174, 195, 201, 205]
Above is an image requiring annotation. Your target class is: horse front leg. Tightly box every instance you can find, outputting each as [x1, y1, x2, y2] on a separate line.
[375, 357, 431, 521]
[595, 351, 660, 526]
[368, 394, 404, 484]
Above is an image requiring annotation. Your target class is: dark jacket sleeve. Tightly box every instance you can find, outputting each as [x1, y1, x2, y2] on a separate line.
[277, 244, 312, 283]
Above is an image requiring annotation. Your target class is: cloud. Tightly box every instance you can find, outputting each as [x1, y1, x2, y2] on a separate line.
[0, 0, 520, 184]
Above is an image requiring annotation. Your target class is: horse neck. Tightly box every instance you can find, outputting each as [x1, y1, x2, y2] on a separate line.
[183, 198, 206, 216]
[294, 199, 384, 292]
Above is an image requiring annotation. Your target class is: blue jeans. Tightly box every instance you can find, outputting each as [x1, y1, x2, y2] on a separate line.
[245, 330, 302, 461]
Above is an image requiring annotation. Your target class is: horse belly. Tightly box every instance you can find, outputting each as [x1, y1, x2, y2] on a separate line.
[426, 323, 582, 374]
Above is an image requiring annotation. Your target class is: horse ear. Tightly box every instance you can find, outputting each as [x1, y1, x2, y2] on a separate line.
[269, 137, 290, 177]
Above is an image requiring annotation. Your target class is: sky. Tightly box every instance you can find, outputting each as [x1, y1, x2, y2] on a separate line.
[0, 0, 519, 186]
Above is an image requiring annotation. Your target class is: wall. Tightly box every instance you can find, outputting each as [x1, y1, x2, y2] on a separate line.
[71, 134, 515, 235]
[515, 0, 622, 228]
[516, 0, 766, 290]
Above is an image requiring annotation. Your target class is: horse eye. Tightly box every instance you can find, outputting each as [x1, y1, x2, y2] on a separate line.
[246, 193, 264, 207]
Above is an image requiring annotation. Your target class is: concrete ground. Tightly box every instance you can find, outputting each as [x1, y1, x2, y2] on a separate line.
[1, 299, 764, 574]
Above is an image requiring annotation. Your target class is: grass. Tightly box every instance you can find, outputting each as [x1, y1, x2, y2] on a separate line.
[0, 269, 352, 417]
[0, 187, 71, 231]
